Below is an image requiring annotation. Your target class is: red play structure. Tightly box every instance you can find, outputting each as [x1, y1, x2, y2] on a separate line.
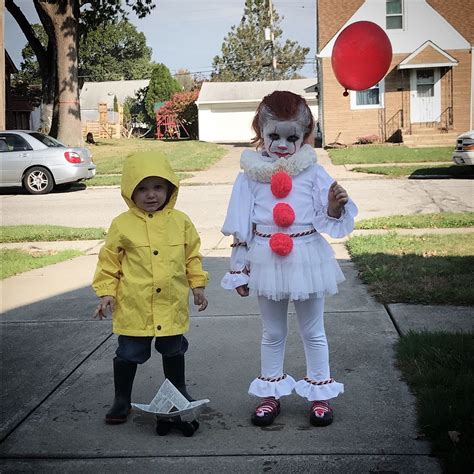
[155, 107, 190, 140]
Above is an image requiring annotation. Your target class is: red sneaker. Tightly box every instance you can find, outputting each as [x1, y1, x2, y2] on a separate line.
[310, 400, 334, 427]
[251, 397, 281, 426]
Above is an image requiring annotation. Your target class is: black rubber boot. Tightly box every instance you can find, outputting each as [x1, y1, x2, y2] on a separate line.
[105, 357, 137, 424]
[158, 354, 199, 436]
[162, 354, 194, 401]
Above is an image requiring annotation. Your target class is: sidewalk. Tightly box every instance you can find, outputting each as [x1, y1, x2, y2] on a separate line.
[0, 249, 443, 473]
[1, 145, 472, 472]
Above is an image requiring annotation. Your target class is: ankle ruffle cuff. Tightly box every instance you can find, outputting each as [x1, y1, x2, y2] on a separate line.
[248, 374, 296, 399]
[294, 377, 344, 401]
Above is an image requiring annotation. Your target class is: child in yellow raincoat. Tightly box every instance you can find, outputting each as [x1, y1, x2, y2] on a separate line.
[93, 152, 208, 425]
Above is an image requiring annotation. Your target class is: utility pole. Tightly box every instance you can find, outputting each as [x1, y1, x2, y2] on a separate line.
[268, 0, 276, 79]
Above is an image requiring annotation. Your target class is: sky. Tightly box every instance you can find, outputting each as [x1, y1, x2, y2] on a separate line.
[4, 0, 317, 79]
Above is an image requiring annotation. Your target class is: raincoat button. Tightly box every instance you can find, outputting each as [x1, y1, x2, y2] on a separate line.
[157, 325, 162, 330]
[153, 250, 159, 255]
[156, 288, 161, 293]
[148, 213, 153, 218]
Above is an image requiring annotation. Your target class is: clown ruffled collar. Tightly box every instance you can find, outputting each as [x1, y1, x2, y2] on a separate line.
[240, 144, 316, 183]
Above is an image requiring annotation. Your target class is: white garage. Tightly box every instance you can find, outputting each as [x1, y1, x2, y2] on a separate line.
[196, 78, 318, 143]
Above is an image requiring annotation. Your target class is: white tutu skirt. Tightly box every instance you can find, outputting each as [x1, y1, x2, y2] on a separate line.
[246, 225, 345, 302]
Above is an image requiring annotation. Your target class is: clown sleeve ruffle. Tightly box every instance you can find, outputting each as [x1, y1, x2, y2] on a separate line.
[221, 172, 254, 243]
[311, 165, 358, 238]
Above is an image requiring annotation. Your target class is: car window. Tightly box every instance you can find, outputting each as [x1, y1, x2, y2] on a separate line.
[0, 134, 32, 152]
[28, 132, 65, 148]
[0, 138, 8, 152]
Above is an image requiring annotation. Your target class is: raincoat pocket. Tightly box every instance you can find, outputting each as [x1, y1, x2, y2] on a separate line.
[168, 237, 186, 268]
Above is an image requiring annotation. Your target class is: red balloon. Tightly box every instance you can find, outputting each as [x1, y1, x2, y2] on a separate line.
[331, 21, 392, 94]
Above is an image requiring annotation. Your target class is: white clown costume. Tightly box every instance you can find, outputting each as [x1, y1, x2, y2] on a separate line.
[221, 144, 358, 402]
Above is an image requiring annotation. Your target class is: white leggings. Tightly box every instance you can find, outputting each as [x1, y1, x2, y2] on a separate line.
[258, 295, 330, 381]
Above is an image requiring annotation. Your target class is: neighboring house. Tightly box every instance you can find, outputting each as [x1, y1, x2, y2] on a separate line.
[80, 79, 149, 123]
[4, 50, 34, 130]
[317, 0, 473, 146]
[196, 78, 318, 143]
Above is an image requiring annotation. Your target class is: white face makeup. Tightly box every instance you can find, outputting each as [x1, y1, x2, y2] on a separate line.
[262, 120, 305, 160]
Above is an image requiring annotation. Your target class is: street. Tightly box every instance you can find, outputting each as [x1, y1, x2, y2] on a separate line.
[1, 177, 473, 229]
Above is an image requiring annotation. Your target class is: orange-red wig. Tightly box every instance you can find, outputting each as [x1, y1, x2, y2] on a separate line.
[251, 91, 314, 149]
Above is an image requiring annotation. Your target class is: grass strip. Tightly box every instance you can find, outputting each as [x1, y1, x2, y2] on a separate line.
[396, 331, 474, 473]
[1, 225, 106, 243]
[1, 248, 83, 279]
[355, 212, 474, 230]
[346, 233, 474, 305]
[328, 146, 452, 165]
[351, 164, 473, 178]
[89, 139, 226, 175]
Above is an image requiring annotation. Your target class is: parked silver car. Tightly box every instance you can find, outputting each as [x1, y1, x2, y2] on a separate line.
[452, 130, 474, 166]
[0, 130, 96, 194]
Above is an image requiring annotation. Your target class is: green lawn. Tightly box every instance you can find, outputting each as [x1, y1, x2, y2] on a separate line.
[346, 233, 473, 305]
[1, 225, 106, 243]
[88, 139, 226, 175]
[396, 331, 474, 473]
[352, 164, 473, 178]
[1, 248, 83, 279]
[355, 212, 474, 230]
[348, 230, 474, 470]
[328, 145, 452, 165]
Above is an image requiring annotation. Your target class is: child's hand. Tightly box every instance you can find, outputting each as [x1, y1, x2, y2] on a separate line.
[328, 181, 349, 218]
[236, 284, 249, 297]
[93, 296, 115, 319]
[192, 287, 208, 312]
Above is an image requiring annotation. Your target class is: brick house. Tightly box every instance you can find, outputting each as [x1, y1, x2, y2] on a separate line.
[316, 0, 473, 147]
[4, 50, 35, 130]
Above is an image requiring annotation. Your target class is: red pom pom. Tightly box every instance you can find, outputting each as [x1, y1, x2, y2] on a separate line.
[273, 203, 295, 227]
[271, 171, 292, 198]
[269, 233, 293, 256]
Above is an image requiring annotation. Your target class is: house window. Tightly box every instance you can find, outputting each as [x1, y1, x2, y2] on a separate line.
[416, 69, 435, 97]
[386, 0, 403, 29]
[350, 82, 384, 110]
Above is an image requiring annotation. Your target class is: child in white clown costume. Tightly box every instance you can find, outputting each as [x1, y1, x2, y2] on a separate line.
[221, 91, 358, 427]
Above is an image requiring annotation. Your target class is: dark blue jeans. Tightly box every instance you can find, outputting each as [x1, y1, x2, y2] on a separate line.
[116, 335, 188, 364]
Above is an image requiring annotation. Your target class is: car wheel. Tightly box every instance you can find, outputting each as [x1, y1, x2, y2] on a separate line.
[23, 166, 54, 195]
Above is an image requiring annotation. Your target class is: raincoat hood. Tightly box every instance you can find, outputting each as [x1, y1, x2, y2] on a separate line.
[121, 152, 179, 210]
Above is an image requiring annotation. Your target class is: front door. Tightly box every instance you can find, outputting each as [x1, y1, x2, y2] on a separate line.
[410, 68, 441, 123]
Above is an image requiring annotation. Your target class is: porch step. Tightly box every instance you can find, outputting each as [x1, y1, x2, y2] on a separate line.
[404, 127, 458, 136]
[402, 129, 458, 147]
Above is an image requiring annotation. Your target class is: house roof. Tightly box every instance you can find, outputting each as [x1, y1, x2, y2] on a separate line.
[196, 78, 318, 105]
[427, 0, 474, 45]
[317, 0, 364, 52]
[5, 50, 18, 74]
[398, 40, 459, 69]
[80, 80, 149, 110]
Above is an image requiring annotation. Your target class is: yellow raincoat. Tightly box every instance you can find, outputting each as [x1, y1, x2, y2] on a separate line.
[92, 152, 208, 337]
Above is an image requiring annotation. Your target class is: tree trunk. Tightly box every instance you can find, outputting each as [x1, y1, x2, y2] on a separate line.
[38, 0, 82, 146]
[35, 2, 57, 134]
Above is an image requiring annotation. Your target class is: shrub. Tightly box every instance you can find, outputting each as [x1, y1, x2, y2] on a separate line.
[355, 134, 381, 144]
[156, 90, 199, 139]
